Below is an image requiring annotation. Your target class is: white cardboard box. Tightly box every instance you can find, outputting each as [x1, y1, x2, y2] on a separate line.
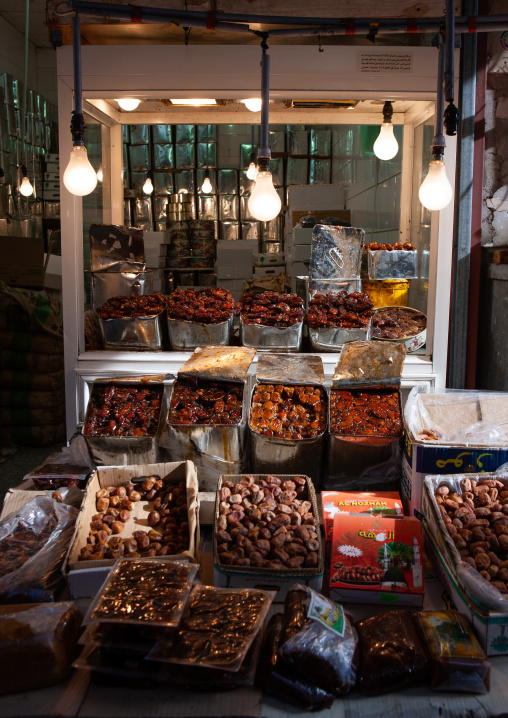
[253, 252, 285, 266]
[286, 260, 309, 277]
[253, 266, 285, 279]
[216, 239, 257, 266]
[292, 227, 314, 245]
[286, 244, 311, 262]
[215, 264, 253, 280]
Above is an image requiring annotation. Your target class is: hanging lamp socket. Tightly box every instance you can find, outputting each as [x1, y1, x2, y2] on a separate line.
[382, 101, 394, 123]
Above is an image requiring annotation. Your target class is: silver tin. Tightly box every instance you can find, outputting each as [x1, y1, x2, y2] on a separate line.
[241, 221, 260, 241]
[198, 195, 218, 220]
[168, 316, 233, 351]
[240, 195, 256, 221]
[89, 225, 145, 273]
[128, 144, 149, 171]
[82, 377, 166, 466]
[196, 169, 217, 195]
[165, 347, 256, 491]
[99, 308, 166, 351]
[371, 306, 427, 353]
[239, 172, 255, 197]
[324, 341, 405, 490]
[288, 130, 309, 156]
[153, 144, 174, 171]
[308, 322, 371, 353]
[309, 159, 331, 184]
[249, 354, 327, 487]
[91, 270, 153, 309]
[367, 250, 418, 280]
[261, 217, 282, 240]
[261, 241, 284, 254]
[310, 129, 331, 156]
[221, 221, 240, 241]
[241, 321, 303, 353]
[44, 202, 60, 218]
[309, 225, 364, 280]
[218, 169, 238, 195]
[175, 143, 195, 170]
[295, 277, 361, 310]
[219, 195, 239, 221]
[287, 158, 309, 186]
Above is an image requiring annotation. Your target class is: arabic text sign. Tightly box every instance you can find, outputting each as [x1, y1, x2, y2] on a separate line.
[360, 53, 413, 73]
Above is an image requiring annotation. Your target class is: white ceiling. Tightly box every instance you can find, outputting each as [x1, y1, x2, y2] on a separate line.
[0, 0, 53, 49]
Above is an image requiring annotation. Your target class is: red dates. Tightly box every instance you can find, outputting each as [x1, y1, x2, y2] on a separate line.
[239, 291, 304, 328]
[330, 389, 402, 438]
[305, 292, 373, 330]
[169, 378, 243, 426]
[167, 287, 235, 324]
[250, 383, 327, 440]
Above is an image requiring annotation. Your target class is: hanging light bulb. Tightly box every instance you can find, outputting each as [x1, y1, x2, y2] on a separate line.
[418, 159, 453, 211]
[19, 166, 34, 196]
[242, 98, 262, 112]
[143, 175, 154, 195]
[246, 161, 258, 181]
[248, 171, 281, 222]
[201, 175, 213, 194]
[373, 101, 398, 161]
[116, 98, 141, 111]
[96, 165, 103, 182]
[63, 146, 98, 196]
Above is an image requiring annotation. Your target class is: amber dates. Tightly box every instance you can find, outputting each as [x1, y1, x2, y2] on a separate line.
[330, 389, 402, 438]
[250, 383, 326, 440]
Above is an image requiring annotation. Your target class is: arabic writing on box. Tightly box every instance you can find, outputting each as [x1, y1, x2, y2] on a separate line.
[360, 53, 413, 73]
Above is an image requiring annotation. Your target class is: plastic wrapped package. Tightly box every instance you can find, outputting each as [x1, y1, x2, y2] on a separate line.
[415, 610, 490, 694]
[0, 497, 77, 603]
[278, 586, 359, 697]
[256, 613, 334, 711]
[0, 602, 82, 693]
[356, 609, 429, 695]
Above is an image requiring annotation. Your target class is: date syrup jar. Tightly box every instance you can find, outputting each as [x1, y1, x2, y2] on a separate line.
[82, 376, 167, 466]
[248, 354, 328, 488]
[164, 346, 257, 491]
[324, 340, 406, 491]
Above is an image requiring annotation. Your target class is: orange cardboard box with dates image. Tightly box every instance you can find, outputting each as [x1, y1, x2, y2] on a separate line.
[330, 513, 424, 606]
[322, 490, 404, 541]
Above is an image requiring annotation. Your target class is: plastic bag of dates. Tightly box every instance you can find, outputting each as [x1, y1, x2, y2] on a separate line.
[214, 474, 323, 577]
[429, 474, 508, 610]
[147, 585, 274, 672]
[356, 609, 429, 695]
[278, 586, 359, 697]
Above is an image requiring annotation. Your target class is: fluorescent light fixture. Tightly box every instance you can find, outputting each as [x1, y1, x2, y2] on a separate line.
[170, 98, 217, 106]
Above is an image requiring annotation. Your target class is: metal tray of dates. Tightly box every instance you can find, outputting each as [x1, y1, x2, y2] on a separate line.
[325, 341, 405, 490]
[248, 354, 327, 487]
[371, 305, 427, 353]
[308, 323, 371, 353]
[165, 347, 256, 491]
[168, 316, 233, 351]
[367, 249, 418, 280]
[91, 270, 153, 311]
[213, 474, 324, 587]
[100, 309, 167, 351]
[82, 377, 167, 466]
[241, 320, 303, 353]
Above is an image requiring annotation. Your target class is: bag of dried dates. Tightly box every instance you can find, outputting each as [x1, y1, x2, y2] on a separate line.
[277, 585, 359, 697]
[356, 609, 429, 695]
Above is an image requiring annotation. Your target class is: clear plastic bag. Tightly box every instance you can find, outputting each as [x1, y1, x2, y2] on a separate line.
[451, 420, 507, 446]
[278, 585, 359, 697]
[0, 601, 82, 694]
[456, 560, 508, 612]
[0, 496, 77, 603]
[356, 609, 429, 695]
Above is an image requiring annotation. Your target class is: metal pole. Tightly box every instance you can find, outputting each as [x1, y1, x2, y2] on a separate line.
[445, 0, 455, 103]
[22, 0, 29, 170]
[260, 50, 270, 155]
[432, 43, 446, 152]
[448, 0, 477, 388]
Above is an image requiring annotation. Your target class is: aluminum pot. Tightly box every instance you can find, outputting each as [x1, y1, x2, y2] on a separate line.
[168, 315, 233, 351]
[241, 321, 303, 353]
[99, 308, 167, 351]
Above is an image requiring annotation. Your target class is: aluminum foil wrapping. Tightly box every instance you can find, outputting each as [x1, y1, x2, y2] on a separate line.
[240, 144, 258, 168]
[197, 142, 217, 168]
[287, 158, 309, 186]
[256, 353, 325, 385]
[218, 170, 238, 195]
[198, 195, 218, 220]
[220, 195, 239, 221]
[99, 309, 167, 351]
[178, 346, 256, 382]
[196, 170, 217, 195]
[128, 144, 149, 171]
[269, 131, 286, 153]
[153, 124, 173, 143]
[197, 125, 217, 142]
[241, 221, 260, 241]
[331, 340, 406, 389]
[221, 221, 240, 241]
[241, 322, 303, 353]
[175, 144, 195, 170]
[309, 159, 331, 185]
[175, 125, 195, 144]
[310, 129, 331, 156]
[174, 172, 195, 194]
[309, 225, 364, 280]
[367, 250, 418, 280]
[153, 144, 174, 170]
[89, 224, 145, 272]
[288, 130, 309, 156]
[91, 270, 153, 309]
[240, 172, 255, 197]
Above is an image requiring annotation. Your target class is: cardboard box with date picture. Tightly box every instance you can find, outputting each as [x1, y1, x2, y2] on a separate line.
[321, 490, 404, 541]
[330, 513, 424, 606]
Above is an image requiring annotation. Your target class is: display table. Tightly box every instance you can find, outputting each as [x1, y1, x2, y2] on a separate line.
[1, 570, 508, 718]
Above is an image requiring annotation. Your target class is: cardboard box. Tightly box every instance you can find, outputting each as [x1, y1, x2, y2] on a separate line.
[64, 461, 199, 598]
[286, 260, 309, 277]
[213, 474, 323, 602]
[0, 236, 58, 289]
[286, 244, 311, 262]
[321, 490, 403, 541]
[292, 227, 314, 245]
[0, 486, 47, 520]
[253, 252, 285, 266]
[215, 264, 253, 280]
[216, 239, 258, 267]
[330, 513, 424, 606]
[425, 526, 508, 656]
[253, 266, 286, 279]
[43, 191, 60, 200]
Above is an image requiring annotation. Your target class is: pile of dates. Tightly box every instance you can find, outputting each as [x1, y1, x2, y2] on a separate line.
[168, 378, 243, 425]
[330, 389, 402, 437]
[78, 477, 189, 561]
[239, 292, 304, 328]
[91, 559, 194, 624]
[0, 512, 58, 579]
[250, 383, 327, 440]
[166, 287, 236, 324]
[84, 384, 162, 437]
[331, 563, 385, 584]
[435, 477, 508, 595]
[216, 474, 320, 570]
[364, 242, 415, 251]
[97, 292, 166, 320]
[305, 292, 374, 329]
[372, 307, 427, 340]
[171, 586, 269, 667]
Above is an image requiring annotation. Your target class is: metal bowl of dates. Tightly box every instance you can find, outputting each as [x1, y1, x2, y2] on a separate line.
[371, 306, 426, 353]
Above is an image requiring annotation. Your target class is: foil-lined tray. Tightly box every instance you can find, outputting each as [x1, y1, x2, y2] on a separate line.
[308, 324, 371, 353]
[309, 225, 364, 280]
[99, 310, 167, 351]
[256, 353, 325, 385]
[367, 250, 418, 280]
[168, 316, 233, 352]
[241, 321, 303, 353]
[331, 340, 406, 389]
[177, 346, 256, 382]
[91, 270, 153, 310]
